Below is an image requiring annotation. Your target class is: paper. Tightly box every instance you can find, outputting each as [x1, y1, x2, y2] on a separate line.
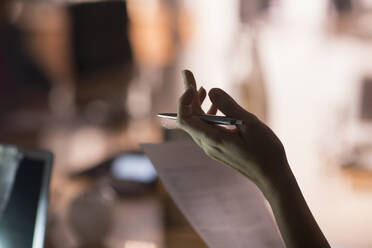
[142, 141, 284, 248]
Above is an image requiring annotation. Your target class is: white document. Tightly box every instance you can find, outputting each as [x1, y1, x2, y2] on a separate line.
[142, 141, 284, 248]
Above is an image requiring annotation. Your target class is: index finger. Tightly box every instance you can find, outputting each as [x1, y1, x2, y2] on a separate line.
[178, 91, 228, 145]
[177, 88, 195, 121]
[182, 70, 197, 90]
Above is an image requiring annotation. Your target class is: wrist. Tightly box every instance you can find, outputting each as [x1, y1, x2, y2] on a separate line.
[255, 161, 296, 203]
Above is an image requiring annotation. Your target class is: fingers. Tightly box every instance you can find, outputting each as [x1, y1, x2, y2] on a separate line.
[178, 71, 232, 147]
[207, 104, 217, 115]
[178, 89, 228, 145]
[178, 88, 195, 120]
[182, 70, 204, 114]
[182, 70, 197, 90]
[181, 117, 227, 146]
[198, 86, 206, 104]
[208, 88, 248, 119]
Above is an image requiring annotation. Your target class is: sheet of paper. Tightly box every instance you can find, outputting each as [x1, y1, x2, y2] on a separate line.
[142, 141, 284, 248]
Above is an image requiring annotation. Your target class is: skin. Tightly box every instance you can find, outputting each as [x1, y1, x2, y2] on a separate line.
[177, 69, 331, 248]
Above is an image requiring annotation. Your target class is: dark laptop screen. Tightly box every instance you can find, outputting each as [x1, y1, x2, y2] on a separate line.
[0, 157, 45, 247]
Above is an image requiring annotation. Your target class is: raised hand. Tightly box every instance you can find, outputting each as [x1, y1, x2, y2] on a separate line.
[177, 70, 289, 187]
[177, 69, 331, 248]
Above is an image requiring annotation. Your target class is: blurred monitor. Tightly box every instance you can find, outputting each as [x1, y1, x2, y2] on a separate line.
[109, 153, 157, 196]
[0, 149, 53, 248]
[111, 154, 157, 183]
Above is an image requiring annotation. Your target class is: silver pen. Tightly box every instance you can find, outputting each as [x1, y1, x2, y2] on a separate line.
[157, 113, 244, 125]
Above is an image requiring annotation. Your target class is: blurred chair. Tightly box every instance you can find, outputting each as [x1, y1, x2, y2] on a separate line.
[69, 0, 133, 129]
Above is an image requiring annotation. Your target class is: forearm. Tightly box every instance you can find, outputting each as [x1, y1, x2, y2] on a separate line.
[257, 164, 330, 248]
[176, 70, 329, 247]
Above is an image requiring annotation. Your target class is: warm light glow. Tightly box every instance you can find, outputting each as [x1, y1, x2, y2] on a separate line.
[124, 240, 157, 248]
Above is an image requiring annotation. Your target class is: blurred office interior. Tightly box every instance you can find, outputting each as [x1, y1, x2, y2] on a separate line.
[2, 0, 372, 247]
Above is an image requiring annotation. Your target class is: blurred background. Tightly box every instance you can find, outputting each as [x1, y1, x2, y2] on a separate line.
[2, 0, 372, 247]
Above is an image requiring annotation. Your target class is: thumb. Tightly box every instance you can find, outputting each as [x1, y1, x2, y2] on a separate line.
[208, 88, 246, 119]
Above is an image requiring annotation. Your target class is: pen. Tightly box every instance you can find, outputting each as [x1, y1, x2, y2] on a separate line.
[157, 113, 244, 125]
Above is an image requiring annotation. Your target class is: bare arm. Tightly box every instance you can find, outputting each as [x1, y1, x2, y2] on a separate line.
[259, 164, 330, 248]
[177, 70, 330, 248]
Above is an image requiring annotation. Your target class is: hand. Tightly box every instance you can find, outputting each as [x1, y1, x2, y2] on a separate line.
[177, 70, 331, 248]
[177, 70, 290, 187]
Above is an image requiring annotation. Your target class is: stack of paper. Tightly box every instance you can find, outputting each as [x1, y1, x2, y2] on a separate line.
[142, 141, 284, 248]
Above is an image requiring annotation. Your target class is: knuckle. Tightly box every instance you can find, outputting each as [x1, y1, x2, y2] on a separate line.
[194, 137, 202, 146]
[199, 132, 209, 141]
[204, 148, 214, 157]
[211, 145, 222, 153]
